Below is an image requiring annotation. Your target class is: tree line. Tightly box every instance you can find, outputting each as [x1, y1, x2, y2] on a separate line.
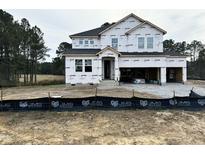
[37, 42, 71, 75]
[0, 9, 49, 86]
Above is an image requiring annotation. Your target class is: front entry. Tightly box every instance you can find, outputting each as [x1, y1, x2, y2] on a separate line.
[104, 60, 111, 79]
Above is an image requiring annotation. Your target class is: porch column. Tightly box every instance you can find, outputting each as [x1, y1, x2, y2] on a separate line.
[98, 58, 102, 81]
[182, 67, 187, 83]
[160, 67, 166, 85]
[114, 57, 119, 81]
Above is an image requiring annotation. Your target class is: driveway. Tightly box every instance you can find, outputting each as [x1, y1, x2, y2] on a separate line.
[121, 82, 205, 98]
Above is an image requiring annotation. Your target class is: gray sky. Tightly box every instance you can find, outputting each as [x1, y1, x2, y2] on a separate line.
[6, 9, 205, 62]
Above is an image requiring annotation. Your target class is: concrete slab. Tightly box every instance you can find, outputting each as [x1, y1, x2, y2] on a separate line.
[121, 83, 205, 98]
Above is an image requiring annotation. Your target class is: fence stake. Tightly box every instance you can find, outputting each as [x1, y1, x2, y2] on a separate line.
[173, 90, 175, 97]
[48, 92, 51, 110]
[95, 87, 97, 97]
[48, 92, 51, 100]
[1, 87, 3, 103]
[132, 89, 135, 97]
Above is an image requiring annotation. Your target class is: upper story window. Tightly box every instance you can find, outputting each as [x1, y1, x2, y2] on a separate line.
[147, 37, 153, 49]
[75, 59, 83, 72]
[85, 59, 92, 72]
[90, 40, 94, 45]
[138, 37, 144, 49]
[85, 40, 89, 44]
[79, 40, 83, 45]
[111, 38, 118, 49]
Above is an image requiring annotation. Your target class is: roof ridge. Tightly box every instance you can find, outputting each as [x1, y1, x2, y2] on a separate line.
[98, 13, 145, 35]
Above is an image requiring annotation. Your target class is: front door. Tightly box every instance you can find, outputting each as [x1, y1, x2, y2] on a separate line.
[104, 60, 111, 79]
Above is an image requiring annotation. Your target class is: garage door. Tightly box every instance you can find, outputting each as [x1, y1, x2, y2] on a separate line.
[166, 68, 182, 82]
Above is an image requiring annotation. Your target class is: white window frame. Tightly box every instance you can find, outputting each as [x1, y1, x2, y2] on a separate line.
[75, 59, 83, 72]
[111, 38, 118, 49]
[147, 37, 154, 49]
[138, 37, 145, 49]
[90, 40, 94, 45]
[84, 40, 89, 46]
[84, 59, 92, 72]
[79, 40, 83, 45]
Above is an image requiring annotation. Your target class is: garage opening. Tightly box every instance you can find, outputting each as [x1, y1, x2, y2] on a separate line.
[120, 68, 160, 84]
[166, 68, 182, 82]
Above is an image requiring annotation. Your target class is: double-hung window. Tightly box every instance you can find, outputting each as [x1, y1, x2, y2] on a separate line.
[84, 40, 89, 46]
[90, 40, 94, 45]
[138, 37, 145, 49]
[79, 40, 83, 45]
[85, 59, 92, 72]
[111, 38, 118, 49]
[147, 37, 153, 49]
[75, 59, 83, 72]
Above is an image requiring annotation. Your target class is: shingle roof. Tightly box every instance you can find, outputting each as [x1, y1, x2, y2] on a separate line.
[70, 23, 115, 38]
[69, 13, 167, 37]
[64, 48, 101, 54]
[63, 48, 186, 57]
[121, 51, 185, 56]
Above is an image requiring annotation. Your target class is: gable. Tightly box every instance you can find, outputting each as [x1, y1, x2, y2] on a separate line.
[99, 14, 144, 35]
[70, 13, 167, 38]
[96, 46, 121, 56]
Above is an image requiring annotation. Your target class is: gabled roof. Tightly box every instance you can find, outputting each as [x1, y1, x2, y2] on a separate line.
[69, 13, 167, 38]
[98, 13, 145, 35]
[96, 46, 121, 55]
[69, 23, 115, 38]
[125, 20, 167, 35]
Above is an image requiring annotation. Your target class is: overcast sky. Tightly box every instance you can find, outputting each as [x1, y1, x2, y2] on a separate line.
[5, 9, 205, 62]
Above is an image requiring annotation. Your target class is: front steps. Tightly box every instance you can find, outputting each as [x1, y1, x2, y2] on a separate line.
[99, 80, 119, 87]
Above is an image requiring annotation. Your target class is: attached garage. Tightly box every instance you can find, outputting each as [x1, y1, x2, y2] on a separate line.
[120, 68, 160, 84]
[166, 68, 183, 83]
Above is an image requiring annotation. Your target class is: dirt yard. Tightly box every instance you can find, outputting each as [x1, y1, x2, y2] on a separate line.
[2, 84, 160, 100]
[1, 80, 205, 145]
[0, 110, 205, 144]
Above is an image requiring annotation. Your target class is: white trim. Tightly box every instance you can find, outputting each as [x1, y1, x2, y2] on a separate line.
[96, 46, 121, 55]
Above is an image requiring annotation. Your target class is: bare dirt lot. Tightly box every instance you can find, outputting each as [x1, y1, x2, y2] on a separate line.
[1, 80, 205, 145]
[0, 110, 205, 144]
[2, 84, 160, 100]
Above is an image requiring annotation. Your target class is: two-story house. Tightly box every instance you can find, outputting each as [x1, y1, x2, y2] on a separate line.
[64, 13, 187, 85]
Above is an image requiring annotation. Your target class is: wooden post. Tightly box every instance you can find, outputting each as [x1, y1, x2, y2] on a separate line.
[48, 92, 50, 101]
[1, 87, 3, 103]
[95, 87, 97, 97]
[132, 89, 135, 97]
[173, 90, 175, 97]
[48, 92, 51, 110]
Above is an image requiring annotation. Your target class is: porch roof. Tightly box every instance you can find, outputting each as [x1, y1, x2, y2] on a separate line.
[63, 48, 186, 57]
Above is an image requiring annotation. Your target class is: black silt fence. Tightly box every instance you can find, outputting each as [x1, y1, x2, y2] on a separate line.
[1, 95, 205, 111]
